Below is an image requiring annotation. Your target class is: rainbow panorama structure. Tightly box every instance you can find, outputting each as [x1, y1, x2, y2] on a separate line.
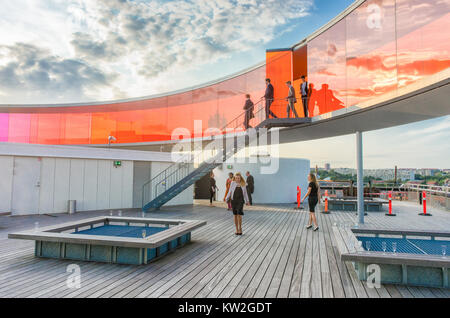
[0, 0, 448, 149]
[0, 0, 449, 215]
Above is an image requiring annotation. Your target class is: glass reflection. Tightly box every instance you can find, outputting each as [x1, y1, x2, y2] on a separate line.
[0, 0, 449, 145]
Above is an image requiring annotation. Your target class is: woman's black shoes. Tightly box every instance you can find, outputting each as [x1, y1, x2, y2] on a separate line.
[313, 226, 319, 231]
[306, 225, 312, 229]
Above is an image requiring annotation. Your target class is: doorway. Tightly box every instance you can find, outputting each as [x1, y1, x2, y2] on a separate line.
[11, 157, 41, 215]
[194, 173, 212, 200]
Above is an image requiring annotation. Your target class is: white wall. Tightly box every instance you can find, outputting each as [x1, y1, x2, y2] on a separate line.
[0, 156, 13, 213]
[213, 158, 310, 204]
[0, 155, 194, 215]
[0, 156, 134, 215]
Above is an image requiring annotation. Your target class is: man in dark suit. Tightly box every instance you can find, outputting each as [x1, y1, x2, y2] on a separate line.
[263, 78, 277, 119]
[246, 171, 254, 205]
[243, 94, 254, 129]
[300, 75, 309, 117]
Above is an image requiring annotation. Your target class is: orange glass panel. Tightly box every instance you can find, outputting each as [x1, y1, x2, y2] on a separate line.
[36, 114, 63, 144]
[91, 112, 116, 145]
[167, 91, 193, 138]
[266, 50, 293, 117]
[192, 85, 218, 137]
[61, 113, 91, 145]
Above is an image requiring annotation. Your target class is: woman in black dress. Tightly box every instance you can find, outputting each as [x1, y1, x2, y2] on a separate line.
[225, 173, 250, 235]
[301, 173, 321, 231]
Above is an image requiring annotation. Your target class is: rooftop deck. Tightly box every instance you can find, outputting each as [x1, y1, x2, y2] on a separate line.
[1, 200, 449, 298]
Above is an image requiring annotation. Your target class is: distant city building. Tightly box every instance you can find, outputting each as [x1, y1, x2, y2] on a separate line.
[325, 163, 331, 171]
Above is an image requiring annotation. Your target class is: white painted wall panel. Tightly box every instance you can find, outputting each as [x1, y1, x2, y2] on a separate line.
[69, 159, 85, 211]
[121, 161, 134, 209]
[39, 158, 55, 214]
[110, 163, 123, 209]
[53, 158, 70, 213]
[83, 160, 98, 211]
[133, 161, 151, 208]
[0, 156, 13, 213]
[96, 160, 111, 210]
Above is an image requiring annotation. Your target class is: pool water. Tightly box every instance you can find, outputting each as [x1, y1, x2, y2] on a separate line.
[74, 225, 167, 238]
[357, 236, 449, 256]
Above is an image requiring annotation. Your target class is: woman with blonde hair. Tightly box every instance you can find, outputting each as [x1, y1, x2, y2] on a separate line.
[225, 172, 249, 235]
[301, 173, 321, 231]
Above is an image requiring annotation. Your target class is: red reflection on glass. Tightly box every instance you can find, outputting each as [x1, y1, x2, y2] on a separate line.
[396, 0, 450, 89]
[308, 19, 346, 116]
[346, 0, 397, 107]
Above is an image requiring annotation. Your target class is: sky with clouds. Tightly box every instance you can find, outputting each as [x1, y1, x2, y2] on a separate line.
[0, 0, 448, 168]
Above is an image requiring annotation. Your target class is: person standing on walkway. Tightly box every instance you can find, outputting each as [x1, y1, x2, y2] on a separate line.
[263, 78, 277, 119]
[223, 172, 234, 211]
[225, 173, 250, 235]
[286, 81, 299, 118]
[243, 94, 254, 129]
[301, 173, 321, 231]
[209, 171, 217, 206]
[300, 75, 309, 117]
[245, 171, 254, 206]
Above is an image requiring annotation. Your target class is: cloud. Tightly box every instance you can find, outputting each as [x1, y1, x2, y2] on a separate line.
[70, 0, 312, 77]
[0, 0, 313, 103]
[0, 43, 116, 103]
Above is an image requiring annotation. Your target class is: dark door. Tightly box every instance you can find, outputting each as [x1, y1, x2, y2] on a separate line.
[194, 173, 211, 199]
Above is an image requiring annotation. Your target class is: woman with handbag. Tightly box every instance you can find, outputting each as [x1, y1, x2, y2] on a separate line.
[223, 172, 234, 211]
[225, 173, 250, 235]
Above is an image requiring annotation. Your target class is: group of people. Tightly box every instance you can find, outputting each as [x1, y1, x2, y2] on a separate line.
[209, 171, 320, 235]
[243, 76, 310, 129]
[209, 171, 254, 235]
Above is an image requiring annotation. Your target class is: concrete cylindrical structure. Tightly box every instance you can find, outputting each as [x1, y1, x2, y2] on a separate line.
[68, 200, 76, 214]
[213, 158, 310, 205]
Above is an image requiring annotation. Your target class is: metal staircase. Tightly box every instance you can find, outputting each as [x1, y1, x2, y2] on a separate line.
[141, 99, 266, 212]
[141, 98, 310, 211]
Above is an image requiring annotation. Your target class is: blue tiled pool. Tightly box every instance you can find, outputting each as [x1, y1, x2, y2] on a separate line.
[357, 236, 449, 256]
[75, 225, 167, 238]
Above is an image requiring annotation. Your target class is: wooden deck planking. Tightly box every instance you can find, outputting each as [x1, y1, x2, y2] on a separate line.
[0, 200, 449, 298]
